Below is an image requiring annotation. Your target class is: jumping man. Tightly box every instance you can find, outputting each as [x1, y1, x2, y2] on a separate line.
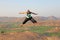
[19, 10, 37, 26]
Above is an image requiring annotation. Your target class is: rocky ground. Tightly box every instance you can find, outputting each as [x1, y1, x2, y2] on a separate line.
[0, 31, 60, 40]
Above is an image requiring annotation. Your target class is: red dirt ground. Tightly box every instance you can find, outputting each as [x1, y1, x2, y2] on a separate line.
[0, 31, 60, 40]
[0, 31, 47, 40]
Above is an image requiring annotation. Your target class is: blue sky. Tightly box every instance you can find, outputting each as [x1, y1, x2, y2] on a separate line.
[0, 0, 60, 17]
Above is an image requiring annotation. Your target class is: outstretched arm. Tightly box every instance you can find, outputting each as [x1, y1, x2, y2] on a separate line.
[19, 12, 27, 14]
[31, 12, 37, 15]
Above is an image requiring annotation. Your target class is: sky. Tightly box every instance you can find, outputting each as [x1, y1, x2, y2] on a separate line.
[0, 0, 60, 17]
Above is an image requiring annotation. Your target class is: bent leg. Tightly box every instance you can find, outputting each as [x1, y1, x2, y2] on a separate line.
[20, 18, 29, 27]
[30, 18, 37, 23]
[23, 18, 29, 24]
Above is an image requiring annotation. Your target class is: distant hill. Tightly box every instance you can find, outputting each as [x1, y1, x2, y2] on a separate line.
[0, 17, 24, 22]
[0, 16, 60, 22]
[47, 16, 58, 20]
[33, 16, 60, 22]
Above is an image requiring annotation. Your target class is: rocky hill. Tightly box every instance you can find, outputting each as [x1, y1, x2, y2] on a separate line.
[0, 31, 60, 40]
[0, 16, 60, 22]
[0, 31, 47, 40]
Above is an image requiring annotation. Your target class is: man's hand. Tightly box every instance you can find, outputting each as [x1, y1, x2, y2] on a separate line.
[19, 12, 27, 14]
